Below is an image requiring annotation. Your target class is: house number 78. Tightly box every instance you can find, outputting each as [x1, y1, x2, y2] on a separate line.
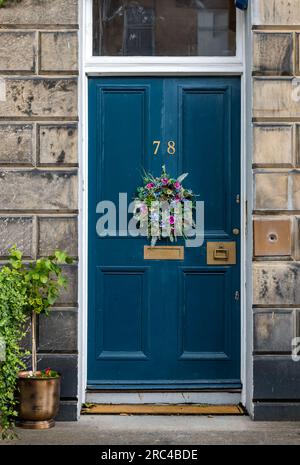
[153, 140, 176, 156]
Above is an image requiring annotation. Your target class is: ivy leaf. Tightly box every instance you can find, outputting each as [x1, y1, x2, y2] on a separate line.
[47, 295, 56, 306]
[57, 276, 67, 287]
[10, 259, 22, 269]
[55, 251, 67, 263]
[44, 259, 52, 270]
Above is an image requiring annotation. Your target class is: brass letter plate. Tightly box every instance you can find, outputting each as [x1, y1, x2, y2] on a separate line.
[144, 246, 184, 260]
[207, 242, 236, 265]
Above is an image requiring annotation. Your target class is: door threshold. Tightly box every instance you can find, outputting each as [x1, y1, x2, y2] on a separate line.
[81, 404, 245, 416]
[86, 391, 242, 405]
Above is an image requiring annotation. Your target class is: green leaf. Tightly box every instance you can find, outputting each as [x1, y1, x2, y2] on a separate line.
[55, 250, 67, 263]
[57, 276, 67, 287]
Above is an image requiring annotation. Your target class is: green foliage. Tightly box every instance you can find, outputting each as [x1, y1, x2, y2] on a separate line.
[0, 247, 72, 439]
[0, 266, 28, 439]
[9, 246, 73, 316]
[0, 0, 21, 7]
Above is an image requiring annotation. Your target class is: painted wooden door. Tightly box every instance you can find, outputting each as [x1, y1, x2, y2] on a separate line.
[88, 77, 241, 389]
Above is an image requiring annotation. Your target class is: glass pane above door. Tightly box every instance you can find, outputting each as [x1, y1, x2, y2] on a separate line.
[93, 0, 236, 57]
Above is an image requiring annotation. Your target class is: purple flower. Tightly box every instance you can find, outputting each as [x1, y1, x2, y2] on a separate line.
[169, 215, 175, 225]
[174, 181, 181, 190]
[161, 178, 169, 186]
[146, 182, 154, 189]
[140, 204, 148, 214]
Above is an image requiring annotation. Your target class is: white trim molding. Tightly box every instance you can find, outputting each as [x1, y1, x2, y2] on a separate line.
[78, 0, 252, 413]
[84, 0, 245, 75]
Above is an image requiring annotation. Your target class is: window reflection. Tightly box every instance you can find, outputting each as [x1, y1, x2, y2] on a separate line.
[93, 0, 236, 57]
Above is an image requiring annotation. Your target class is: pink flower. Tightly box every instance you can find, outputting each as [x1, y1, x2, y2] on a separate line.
[140, 204, 148, 214]
[169, 215, 175, 225]
[161, 178, 169, 186]
[146, 183, 154, 189]
[174, 181, 181, 190]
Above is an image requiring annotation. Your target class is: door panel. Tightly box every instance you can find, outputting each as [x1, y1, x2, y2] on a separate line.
[181, 87, 230, 234]
[178, 268, 232, 359]
[95, 267, 150, 361]
[88, 77, 241, 389]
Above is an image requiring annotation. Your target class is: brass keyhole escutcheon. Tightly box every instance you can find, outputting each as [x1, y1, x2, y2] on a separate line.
[232, 228, 240, 236]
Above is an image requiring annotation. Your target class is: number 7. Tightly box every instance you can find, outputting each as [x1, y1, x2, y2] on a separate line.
[153, 140, 161, 155]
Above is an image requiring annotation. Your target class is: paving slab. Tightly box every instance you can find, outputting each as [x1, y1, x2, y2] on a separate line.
[2, 415, 300, 445]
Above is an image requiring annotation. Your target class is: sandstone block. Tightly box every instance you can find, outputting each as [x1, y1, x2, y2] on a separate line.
[253, 79, 300, 119]
[253, 263, 300, 305]
[253, 32, 293, 76]
[252, 0, 300, 26]
[38, 125, 77, 165]
[0, 32, 36, 72]
[0, 0, 78, 26]
[0, 216, 33, 257]
[254, 310, 294, 353]
[56, 265, 78, 305]
[38, 217, 77, 257]
[253, 125, 293, 166]
[40, 32, 78, 73]
[0, 170, 77, 211]
[0, 78, 77, 118]
[0, 124, 33, 165]
[254, 173, 288, 210]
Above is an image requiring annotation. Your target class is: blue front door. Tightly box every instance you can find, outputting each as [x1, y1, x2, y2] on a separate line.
[88, 77, 241, 389]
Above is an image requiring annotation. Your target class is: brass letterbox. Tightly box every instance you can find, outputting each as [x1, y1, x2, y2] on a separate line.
[144, 246, 184, 260]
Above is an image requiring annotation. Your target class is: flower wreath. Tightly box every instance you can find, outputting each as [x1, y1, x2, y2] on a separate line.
[134, 166, 197, 246]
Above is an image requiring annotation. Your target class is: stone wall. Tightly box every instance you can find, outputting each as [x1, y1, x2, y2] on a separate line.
[252, 0, 300, 420]
[2, 0, 300, 423]
[0, 0, 79, 421]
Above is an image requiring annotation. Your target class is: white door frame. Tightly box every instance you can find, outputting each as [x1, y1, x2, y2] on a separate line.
[78, 0, 253, 417]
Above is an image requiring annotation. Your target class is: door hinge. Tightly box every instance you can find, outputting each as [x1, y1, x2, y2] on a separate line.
[234, 291, 240, 301]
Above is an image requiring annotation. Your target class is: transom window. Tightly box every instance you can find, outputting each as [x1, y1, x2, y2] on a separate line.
[92, 0, 236, 57]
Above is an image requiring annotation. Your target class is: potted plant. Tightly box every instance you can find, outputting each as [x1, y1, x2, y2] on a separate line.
[9, 246, 72, 430]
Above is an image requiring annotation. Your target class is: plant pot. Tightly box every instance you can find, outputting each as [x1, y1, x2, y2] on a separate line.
[16, 371, 61, 429]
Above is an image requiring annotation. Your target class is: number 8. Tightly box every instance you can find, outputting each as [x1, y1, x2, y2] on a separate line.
[167, 141, 176, 155]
